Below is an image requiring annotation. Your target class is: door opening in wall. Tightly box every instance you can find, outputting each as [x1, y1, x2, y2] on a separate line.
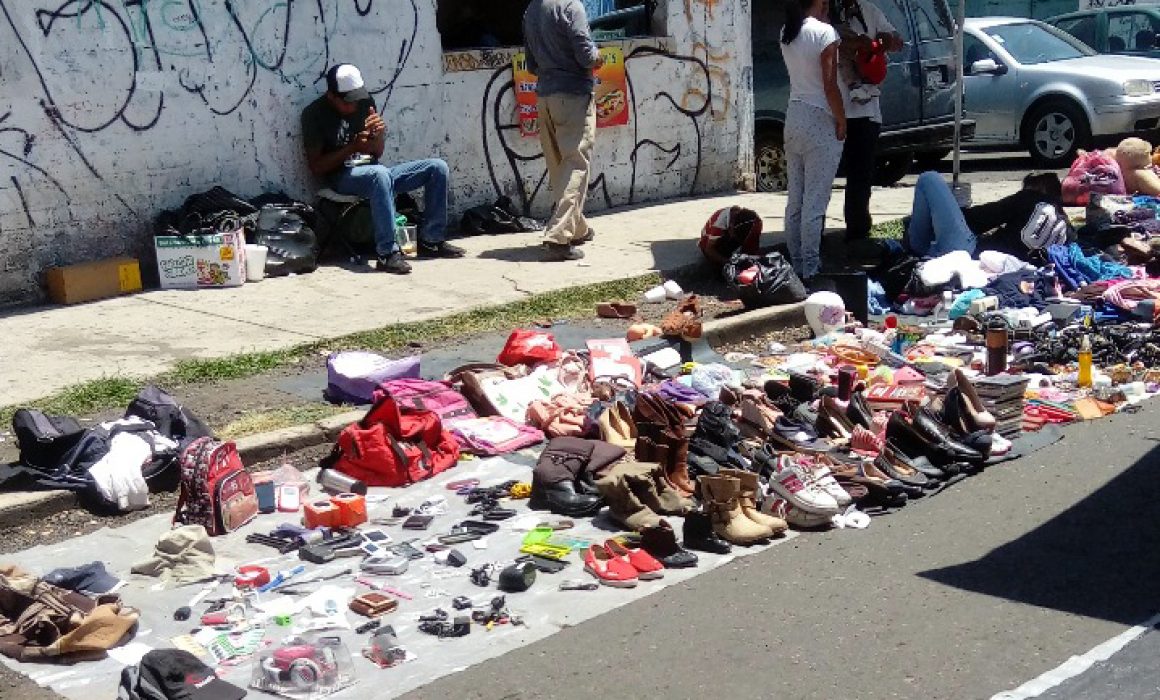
[437, 0, 662, 51]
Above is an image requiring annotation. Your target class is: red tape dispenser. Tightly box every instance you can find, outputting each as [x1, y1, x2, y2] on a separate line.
[304, 499, 339, 529]
[331, 492, 367, 528]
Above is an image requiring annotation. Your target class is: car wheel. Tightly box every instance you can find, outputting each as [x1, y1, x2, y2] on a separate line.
[755, 129, 788, 192]
[914, 149, 951, 170]
[1024, 100, 1089, 167]
[874, 153, 913, 186]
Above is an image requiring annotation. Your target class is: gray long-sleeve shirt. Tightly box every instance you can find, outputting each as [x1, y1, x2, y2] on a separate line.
[522, 0, 600, 97]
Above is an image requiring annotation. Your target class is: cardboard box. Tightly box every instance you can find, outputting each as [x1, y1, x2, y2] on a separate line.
[46, 257, 142, 305]
[154, 230, 247, 289]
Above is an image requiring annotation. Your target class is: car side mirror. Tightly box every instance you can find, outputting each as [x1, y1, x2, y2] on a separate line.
[969, 58, 1006, 75]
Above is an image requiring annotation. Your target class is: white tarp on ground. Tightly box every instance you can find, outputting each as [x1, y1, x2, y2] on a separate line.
[0, 455, 801, 700]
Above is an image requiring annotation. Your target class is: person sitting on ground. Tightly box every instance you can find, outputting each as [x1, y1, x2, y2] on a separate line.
[301, 64, 465, 274]
[903, 170, 1074, 261]
[699, 206, 763, 268]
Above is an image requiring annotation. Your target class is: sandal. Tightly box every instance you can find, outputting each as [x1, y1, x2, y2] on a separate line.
[596, 302, 638, 319]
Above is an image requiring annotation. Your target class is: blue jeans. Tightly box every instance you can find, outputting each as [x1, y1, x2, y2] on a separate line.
[906, 171, 977, 257]
[330, 159, 449, 256]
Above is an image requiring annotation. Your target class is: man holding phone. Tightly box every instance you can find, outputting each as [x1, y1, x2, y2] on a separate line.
[301, 64, 465, 274]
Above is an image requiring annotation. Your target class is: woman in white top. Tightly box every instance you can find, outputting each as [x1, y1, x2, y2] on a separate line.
[781, 0, 846, 283]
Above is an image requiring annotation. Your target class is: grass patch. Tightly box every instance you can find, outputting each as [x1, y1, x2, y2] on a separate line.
[0, 273, 663, 425]
[870, 218, 904, 240]
[0, 377, 141, 429]
[166, 349, 300, 385]
[217, 405, 353, 440]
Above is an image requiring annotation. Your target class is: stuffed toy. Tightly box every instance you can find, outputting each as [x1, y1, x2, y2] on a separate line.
[1115, 137, 1160, 196]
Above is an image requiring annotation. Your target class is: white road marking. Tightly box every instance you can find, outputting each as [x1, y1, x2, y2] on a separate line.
[992, 611, 1160, 699]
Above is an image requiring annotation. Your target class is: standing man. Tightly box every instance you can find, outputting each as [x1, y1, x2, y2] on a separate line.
[832, 0, 903, 249]
[523, 0, 604, 262]
[301, 64, 465, 274]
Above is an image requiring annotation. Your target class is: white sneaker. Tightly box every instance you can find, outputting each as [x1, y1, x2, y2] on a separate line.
[801, 460, 853, 507]
[770, 455, 839, 515]
[990, 432, 1013, 456]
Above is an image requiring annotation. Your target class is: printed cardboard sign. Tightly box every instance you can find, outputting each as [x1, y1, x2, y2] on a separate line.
[512, 46, 629, 138]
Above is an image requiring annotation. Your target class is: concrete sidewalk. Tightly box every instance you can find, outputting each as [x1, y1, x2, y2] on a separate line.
[0, 178, 1018, 406]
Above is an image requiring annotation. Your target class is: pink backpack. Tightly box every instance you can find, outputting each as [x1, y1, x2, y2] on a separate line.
[376, 378, 477, 425]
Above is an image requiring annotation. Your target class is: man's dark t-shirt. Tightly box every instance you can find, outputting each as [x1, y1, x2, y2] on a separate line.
[300, 96, 368, 160]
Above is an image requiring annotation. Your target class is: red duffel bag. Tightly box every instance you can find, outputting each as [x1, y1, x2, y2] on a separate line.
[322, 393, 460, 487]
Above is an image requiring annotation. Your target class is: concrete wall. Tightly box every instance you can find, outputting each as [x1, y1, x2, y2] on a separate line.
[0, 0, 752, 306]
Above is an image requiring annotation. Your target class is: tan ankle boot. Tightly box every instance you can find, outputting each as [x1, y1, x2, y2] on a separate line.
[720, 469, 787, 536]
[700, 475, 772, 544]
[647, 462, 695, 515]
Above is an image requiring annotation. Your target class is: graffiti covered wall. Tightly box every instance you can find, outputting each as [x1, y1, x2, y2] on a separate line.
[0, 0, 751, 304]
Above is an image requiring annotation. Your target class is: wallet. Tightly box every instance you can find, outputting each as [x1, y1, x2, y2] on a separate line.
[350, 592, 398, 618]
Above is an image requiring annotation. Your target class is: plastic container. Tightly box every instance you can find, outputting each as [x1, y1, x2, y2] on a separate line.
[250, 634, 355, 699]
[244, 244, 268, 282]
[395, 225, 417, 255]
[1077, 335, 1093, 388]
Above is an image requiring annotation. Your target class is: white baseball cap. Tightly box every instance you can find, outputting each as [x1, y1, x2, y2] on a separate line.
[326, 64, 370, 102]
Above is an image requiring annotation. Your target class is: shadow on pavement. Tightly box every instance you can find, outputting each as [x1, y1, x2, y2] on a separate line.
[918, 441, 1160, 625]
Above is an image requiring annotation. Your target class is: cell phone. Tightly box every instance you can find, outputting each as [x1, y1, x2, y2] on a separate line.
[255, 481, 276, 514]
[438, 531, 482, 545]
[386, 541, 425, 560]
[352, 99, 372, 133]
[361, 529, 393, 544]
[277, 484, 301, 512]
[402, 514, 434, 531]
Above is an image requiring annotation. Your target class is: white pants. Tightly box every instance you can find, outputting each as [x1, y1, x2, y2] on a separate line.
[784, 100, 843, 279]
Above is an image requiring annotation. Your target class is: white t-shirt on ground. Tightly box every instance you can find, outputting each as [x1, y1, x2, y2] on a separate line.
[781, 17, 841, 113]
[837, 1, 897, 123]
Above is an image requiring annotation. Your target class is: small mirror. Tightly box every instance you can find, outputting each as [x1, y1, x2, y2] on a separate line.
[970, 58, 1003, 75]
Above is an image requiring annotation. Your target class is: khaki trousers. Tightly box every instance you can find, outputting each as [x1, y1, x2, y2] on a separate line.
[537, 93, 596, 245]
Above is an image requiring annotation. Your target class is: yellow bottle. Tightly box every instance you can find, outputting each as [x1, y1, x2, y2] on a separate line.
[1077, 334, 1092, 388]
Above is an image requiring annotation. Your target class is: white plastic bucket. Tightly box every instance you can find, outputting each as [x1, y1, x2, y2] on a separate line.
[244, 244, 268, 282]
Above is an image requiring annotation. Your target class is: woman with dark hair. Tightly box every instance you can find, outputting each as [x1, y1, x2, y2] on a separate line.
[903, 170, 1073, 260]
[781, 0, 846, 285]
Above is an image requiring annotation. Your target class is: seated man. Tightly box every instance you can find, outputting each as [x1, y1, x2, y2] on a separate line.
[904, 171, 1074, 261]
[301, 64, 464, 274]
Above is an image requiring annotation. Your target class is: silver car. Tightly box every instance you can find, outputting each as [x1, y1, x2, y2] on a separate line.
[963, 17, 1160, 167]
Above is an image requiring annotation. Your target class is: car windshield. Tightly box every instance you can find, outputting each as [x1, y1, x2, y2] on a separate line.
[985, 22, 1095, 64]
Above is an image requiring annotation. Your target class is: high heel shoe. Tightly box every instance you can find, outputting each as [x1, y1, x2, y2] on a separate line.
[949, 368, 996, 431]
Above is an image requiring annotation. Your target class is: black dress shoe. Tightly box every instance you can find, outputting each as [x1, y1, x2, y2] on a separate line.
[911, 408, 983, 463]
[846, 391, 875, 429]
[886, 413, 966, 468]
[682, 511, 731, 555]
[883, 441, 948, 481]
[528, 480, 602, 517]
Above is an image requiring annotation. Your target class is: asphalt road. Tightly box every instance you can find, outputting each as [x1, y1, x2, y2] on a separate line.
[405, 402, 1160, 700]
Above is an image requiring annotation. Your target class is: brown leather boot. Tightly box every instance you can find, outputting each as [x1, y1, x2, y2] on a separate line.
[663, 435, 697, 497]
[719, 468, 787, 536]
[700, 475, 772, 544]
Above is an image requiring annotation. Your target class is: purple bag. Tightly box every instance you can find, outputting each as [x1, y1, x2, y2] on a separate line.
[325, 352, 420, 405]
[656, 379, 709, 405]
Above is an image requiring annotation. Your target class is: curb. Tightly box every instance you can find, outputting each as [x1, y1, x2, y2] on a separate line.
[702, 301, 807, 347]
[0, 304, 805, 526]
